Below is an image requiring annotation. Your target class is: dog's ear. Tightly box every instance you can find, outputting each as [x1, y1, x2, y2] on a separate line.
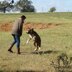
[31, 28, 34, 31]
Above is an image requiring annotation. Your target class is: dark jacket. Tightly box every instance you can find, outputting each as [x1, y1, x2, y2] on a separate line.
[11, 18, 24, 36]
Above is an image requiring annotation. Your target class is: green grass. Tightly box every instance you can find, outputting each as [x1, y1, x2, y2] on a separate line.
[0, 12, 72, 23]
[0, 12, 72, 72]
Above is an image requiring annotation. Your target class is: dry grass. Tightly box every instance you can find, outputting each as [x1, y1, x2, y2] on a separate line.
[0, 12, 72, 72]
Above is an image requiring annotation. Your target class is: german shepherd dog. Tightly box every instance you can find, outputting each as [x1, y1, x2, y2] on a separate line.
[26, 28, 41, 51]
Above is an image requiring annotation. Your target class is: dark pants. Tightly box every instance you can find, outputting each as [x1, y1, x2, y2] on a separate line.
[11, 34, 20, 48]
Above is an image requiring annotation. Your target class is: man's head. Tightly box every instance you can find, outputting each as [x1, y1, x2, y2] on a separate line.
[21, 15, 26, 20]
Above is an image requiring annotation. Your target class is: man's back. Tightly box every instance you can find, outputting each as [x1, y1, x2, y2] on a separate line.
[11, 18, 23, 36]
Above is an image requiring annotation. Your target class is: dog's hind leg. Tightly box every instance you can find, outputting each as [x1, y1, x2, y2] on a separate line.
[34, 42, 36, 47]
[37, 42, 41, 51]
[38, 47, 41, 50]
[33, 42, 38, 51]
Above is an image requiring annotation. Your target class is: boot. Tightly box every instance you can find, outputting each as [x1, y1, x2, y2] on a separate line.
[8, 47, 13, 53]
[8, 42, 15, 53]
[8, 48, 13, 53]
[17, 48, 21, 54]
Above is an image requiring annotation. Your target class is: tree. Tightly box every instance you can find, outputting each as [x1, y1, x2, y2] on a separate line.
[0, 0, 14, 13]
[16, 0, 35, 12]
[49, 7, 56, 12]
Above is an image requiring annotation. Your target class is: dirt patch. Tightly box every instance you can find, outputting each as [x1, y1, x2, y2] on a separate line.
[0, 22, 60, 32]
[0, 23, 12, 31]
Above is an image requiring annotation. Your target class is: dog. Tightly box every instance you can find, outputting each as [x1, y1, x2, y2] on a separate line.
[26, 28, 41, 51]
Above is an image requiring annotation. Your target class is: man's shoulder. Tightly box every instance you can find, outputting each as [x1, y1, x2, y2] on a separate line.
[14, 18, 21, 24]
[17, 18, 21, 22]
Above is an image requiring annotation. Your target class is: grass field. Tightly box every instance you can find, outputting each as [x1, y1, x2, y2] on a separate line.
[0, 12, 72, 72]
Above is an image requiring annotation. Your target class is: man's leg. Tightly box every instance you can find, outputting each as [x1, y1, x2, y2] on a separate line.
[15, 35, 21, 54]
[8, 35, 16, 53]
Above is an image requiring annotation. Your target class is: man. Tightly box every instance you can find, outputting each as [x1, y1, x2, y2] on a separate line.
[8, 15, 26, 54]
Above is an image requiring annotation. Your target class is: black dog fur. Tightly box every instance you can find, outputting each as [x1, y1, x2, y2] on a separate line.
[26, 28, 41, 51]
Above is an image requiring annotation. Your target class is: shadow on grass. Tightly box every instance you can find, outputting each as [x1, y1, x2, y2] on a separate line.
[31, 50, 59, 55]
[21, 50, 60, 55]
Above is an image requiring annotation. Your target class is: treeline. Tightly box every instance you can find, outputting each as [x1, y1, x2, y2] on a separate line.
[0, 0, 35, 13]
[0, 0, 56, 13]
